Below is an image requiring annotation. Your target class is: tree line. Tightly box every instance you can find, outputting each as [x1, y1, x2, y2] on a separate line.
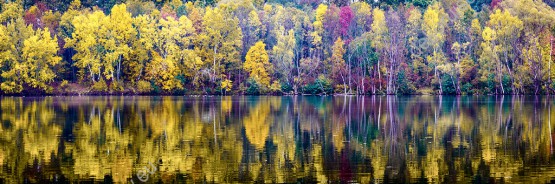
[1, 0, 555, 95]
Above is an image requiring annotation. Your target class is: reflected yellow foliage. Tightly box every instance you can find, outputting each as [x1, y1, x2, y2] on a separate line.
[243, 98, 272, 150]
[1, 96, 555, 183]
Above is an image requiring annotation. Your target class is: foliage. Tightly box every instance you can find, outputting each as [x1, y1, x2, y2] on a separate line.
[246, 77, 261, 95]
[136, 80, 152, 93]
[221, 79, 233, 94]
[20, 27, 62, 93]
[396, 68, 416, 95]
[303, 75, 333, 95]
[244, 41, 271, 87]
[3, 0, 555, 95]
[91, 78, 108, 93]
[269, 80, 282, 95]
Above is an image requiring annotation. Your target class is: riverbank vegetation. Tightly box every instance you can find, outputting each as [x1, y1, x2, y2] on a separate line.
[1, 0, 555, 95]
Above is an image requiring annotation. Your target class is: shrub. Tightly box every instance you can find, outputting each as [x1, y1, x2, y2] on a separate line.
[246, 78, 261, 95]
[441, 74, 456, 95]
[303, 75, 333, 95]
[461, 83, 473, 95]
[110, 81, 124, 93]
[280, 82, 293, 93]
[60, 80, 69, 88]
[396, 70, 416, 95]
[334, 84, 348, 94]
[91, 79, 108, 93]
[137, 80, 152, 93]
[270, 80, 282, 95]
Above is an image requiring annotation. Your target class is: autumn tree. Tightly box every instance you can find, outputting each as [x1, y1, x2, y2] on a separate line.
[102, 3, 134, 82]
[197, 6, 242, 86]
[422, 2, 447, 94]
[244, 41, 272, 87]
[479, 27, 501, 94]
[0, 3, 33, 93]
[311, 4, 327, 59]
[20, 28, 62, 92]
[385, 9, 406, 94]
[272, 26, 296, 89]
[487, 9, 523, 93]
[65, 10, 107, 83]
[329, 38, 348, 94]
[371, 7, 388, 92]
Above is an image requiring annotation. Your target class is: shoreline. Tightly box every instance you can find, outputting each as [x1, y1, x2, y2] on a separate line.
[2, 94, 554, 97]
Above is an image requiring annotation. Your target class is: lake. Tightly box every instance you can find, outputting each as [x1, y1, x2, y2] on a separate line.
[1, 96, 555, 183]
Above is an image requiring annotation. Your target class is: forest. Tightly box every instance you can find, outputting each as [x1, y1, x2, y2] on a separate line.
[1, 0, 555, 95]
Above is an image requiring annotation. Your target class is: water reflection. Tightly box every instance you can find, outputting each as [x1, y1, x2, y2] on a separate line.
[1, 96, 555, 183]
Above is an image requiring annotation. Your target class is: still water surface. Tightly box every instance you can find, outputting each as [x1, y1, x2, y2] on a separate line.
[1, 96, 555, 183]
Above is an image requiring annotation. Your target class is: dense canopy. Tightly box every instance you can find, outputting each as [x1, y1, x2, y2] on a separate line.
[1, 0, 555, 95]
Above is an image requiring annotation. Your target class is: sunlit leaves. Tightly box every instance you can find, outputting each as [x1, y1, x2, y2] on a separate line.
[198, 6, 242, 83]
[221, 79, 233, 93]
[371, 7, 387, 51]
[65, 10, 106, 82]
[272, 26, 295, 85]
[311, 4, 327, 48]
[103, 3, 134, 81]
[21, 28, 62, 92]
[145, 53, 182, 91]
[330, 38, 348, 92]
[244, 41, 271, 87]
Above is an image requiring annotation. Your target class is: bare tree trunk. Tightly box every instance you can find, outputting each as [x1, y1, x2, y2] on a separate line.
[213, 45, 218, 83]
[378, 58, 381, 91]
[435, 66, 442, 94]
[89, 65, 96, 83]
[550, 38, 553, 95]
[348, 54, 352, 94]
[117, 55, 122, 81]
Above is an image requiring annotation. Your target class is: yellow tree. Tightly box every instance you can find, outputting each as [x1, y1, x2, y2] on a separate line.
[221, 79, 233, 94]
[144, 15, 194, 91]
[242, 10, 263, 58]
[103, 3, 135, 82]
[502, 0, 555, 93]
[59, 0, 82, 39]
[198, 7, 242, 85]
[145, 53, 182, 91]
[351, 2, 371, 34]
[487, 9, 523, 93]
[371, 7, 388, 91]
[0, 24, 16, 93]
[65, 10, 107, 83]
[125, 14, 154, 84]
[520, 38, 543, 94]
[330, 38, 348, 94]
[311, 4, 327, 59]
[479, 27, 501, 93]
[244, 41, 272, 87]
[21, 28, 62, 92]
[272, 26, 296, 87]
[0, 3, 33, 93]
[422, 2, 448, 94]
[0, 25, 10, 69]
